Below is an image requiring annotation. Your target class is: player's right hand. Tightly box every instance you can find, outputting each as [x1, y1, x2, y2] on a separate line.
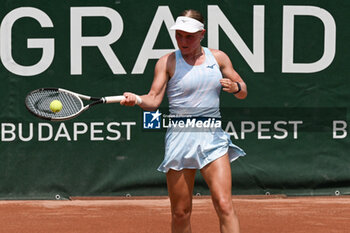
[120, 92, 138, 106]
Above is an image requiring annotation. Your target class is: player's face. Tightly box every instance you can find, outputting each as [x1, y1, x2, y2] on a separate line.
[175, 30, 205, 55]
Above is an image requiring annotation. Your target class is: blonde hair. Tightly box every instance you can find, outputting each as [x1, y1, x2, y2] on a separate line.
[181, 9, 204, 24]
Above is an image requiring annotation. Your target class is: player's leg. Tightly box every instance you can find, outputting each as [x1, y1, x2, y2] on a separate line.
[166, 169, 197, 233]
[200, 154, 240, 233]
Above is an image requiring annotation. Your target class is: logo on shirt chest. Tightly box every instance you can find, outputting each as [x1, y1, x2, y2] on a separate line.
[206, 64, 216, 69]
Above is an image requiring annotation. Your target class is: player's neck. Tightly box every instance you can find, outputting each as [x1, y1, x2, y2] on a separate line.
[182, 46, 204, 62]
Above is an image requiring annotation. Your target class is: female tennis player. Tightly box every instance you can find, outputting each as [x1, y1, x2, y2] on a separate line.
[121, 9, 246, 233]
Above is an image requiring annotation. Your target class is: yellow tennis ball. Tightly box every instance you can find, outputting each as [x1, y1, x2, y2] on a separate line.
[50, 100, 62, 113]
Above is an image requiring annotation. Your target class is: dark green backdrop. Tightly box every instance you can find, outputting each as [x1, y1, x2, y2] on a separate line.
[1, 0, 349, 199]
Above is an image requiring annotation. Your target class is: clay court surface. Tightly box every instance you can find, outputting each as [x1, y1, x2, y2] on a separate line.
[0, 195, 349, 233]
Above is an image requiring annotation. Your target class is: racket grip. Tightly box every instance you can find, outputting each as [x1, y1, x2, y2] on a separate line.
[105, 95, 142, 105]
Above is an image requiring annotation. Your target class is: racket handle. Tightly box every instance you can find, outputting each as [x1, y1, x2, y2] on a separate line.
[104, 95, 142, 105]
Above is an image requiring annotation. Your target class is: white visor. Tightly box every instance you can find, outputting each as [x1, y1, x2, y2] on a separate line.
[170, 16, 204, 33]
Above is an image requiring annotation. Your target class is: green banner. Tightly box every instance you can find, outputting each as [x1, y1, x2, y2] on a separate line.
[1, 0, 349, 199]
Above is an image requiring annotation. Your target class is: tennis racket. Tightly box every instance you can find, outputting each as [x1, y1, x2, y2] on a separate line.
[25, 88, 142, 121]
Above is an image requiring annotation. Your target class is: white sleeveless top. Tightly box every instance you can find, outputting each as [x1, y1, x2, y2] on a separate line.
[167, 47, 222, 118]
[157, 47, 246, 173]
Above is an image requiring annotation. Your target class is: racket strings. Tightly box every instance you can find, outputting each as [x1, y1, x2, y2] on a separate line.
[25, 90, 83, 119]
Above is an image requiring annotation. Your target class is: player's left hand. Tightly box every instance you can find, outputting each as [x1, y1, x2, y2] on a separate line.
[220, 78, 239, 93]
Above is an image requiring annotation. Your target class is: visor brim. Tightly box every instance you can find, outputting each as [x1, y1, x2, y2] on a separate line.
[170, 25, 203, 33]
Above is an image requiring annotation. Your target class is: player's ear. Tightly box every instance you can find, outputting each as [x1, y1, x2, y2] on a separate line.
[200, 29, 206, 41]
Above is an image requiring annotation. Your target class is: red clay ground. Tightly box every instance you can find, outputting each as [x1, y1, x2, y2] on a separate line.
[0, 195, 349, 233]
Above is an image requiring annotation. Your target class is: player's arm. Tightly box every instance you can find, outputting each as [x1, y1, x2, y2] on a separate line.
[211, 49, 247, 99]
[121, 53, 172, 110]
[139, 54, 170, 111]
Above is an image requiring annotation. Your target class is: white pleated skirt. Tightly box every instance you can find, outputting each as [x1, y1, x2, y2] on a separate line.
[157, 126, 246, 173]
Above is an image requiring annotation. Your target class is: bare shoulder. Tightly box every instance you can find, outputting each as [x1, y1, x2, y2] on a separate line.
[209, 48, 225, 56]
[156, 52, 175, 68]
[158, 52, 175, 64]
[155, 52, 176, 77]
[209, 48, 231, 67]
